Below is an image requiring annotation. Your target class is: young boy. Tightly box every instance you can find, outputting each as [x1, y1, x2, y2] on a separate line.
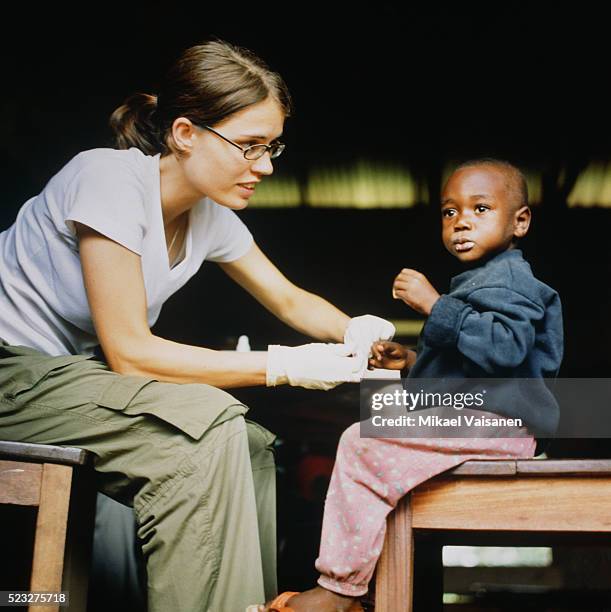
[373, 158, 563, 434]
[261, 160, 563, 612]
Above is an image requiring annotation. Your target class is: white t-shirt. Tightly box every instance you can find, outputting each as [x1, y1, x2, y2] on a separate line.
[0, 147, 253, 356]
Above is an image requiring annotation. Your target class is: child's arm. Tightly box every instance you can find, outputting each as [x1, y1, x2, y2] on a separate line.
[369, 341, 417, 374]
[391, 268, 548, 373]
[392, 268, 441, 315]
[422, 288, 545, 373]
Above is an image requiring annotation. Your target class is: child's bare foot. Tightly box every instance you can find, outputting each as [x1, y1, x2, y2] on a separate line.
[260, 586, 363, 611]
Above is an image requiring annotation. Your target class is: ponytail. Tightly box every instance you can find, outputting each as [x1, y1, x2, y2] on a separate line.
[109, 93, 164, 155]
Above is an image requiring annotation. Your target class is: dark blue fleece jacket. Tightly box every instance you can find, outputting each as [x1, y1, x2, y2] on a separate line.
[408, 249, 563, 435]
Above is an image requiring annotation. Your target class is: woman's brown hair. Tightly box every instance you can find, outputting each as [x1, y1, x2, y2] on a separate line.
[109, 40, 292, 156]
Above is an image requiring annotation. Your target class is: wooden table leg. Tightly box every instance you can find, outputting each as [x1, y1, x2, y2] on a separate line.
[29, 463, 72, 612]
[375, 494, 414, 611]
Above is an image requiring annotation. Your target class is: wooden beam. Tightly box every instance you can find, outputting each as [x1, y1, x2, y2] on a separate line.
[516, 459, 611, 475]
[0, 441, 90, 466]
[412, 477, 611, 532]
[450, 460, 517, 476]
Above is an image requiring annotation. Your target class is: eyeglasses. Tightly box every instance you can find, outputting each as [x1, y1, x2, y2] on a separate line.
[197, 124, 286, 160]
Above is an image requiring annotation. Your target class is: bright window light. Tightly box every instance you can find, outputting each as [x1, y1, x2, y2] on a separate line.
[389, 319, 424, 337]
[443, 546, 553, 568]
[306, 161, 423, 208]
[443, 593, 474, 604]
[568, 161, 611, 207]
[249, 175, 301, 208]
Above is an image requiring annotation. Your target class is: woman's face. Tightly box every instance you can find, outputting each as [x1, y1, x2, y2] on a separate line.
[181, 96, 285, 210]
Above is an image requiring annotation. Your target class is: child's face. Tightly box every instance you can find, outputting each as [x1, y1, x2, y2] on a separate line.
[440, 166, 530, 264]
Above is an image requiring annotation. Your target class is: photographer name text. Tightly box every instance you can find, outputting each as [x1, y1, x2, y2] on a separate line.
[371, 414, 523, 428]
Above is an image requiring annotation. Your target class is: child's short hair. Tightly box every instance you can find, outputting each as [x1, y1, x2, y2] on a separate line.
[453, 158, 529, 210]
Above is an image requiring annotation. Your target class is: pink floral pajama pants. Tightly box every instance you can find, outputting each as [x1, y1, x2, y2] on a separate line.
[315, 419, 536, 596]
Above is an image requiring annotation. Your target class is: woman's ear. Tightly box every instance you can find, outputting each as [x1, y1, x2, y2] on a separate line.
[513, 205, 531, 238]
[169, 117, 196, 155]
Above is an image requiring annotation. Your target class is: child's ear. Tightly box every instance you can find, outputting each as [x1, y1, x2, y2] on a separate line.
[513, 205, 531, 238]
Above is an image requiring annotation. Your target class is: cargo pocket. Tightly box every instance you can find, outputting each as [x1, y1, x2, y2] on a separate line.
[94, 376, 247, 441]
[2, 354, 92, 402]
[94, 375, 157, 412]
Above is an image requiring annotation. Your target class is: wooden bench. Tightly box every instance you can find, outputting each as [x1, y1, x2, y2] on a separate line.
[0, 441, 96, 612]
[375, 458, 611, 611]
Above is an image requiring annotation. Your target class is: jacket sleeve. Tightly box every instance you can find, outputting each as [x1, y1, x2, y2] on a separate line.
[421, 288, 544, 373]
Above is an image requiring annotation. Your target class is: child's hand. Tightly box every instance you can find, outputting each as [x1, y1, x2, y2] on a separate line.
[368, 341, 417, 371]
[392, 268, 440, 315]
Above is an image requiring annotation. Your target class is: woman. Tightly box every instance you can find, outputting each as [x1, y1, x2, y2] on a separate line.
[0, 40, 394, 612]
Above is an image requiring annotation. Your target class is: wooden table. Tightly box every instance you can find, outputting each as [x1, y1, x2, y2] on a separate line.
[375, 458, 611, 611]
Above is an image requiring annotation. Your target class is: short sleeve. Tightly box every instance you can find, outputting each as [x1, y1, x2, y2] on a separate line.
[204, 204, 254, 263]
[63, 159, 147, 255]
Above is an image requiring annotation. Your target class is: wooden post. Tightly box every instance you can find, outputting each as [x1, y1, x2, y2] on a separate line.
[376, 494, 414, 611]
[29, 463, 72, 612]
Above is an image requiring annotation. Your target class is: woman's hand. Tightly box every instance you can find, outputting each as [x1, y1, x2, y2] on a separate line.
[392, 269, 440, 315]
[344, 314, 396, 367]
[368, 341, 417, 371]
[266, 343, 362, 390]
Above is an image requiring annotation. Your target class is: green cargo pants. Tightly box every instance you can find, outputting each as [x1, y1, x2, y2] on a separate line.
[0, 341, 277, 612]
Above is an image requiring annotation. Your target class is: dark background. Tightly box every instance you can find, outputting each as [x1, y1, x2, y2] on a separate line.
[0, 5, 609, 416]
[1, 1, 609, 426]
[1, 2, 611, 603]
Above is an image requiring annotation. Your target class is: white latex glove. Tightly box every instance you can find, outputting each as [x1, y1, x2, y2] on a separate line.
[266, 343, 363, 390]
[344, 314, 396, 369]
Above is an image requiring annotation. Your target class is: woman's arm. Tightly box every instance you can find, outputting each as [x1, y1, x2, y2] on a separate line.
[218, 243, 350, 342]
[77, 223, 268, 388]
[77, 226, 360, 390]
